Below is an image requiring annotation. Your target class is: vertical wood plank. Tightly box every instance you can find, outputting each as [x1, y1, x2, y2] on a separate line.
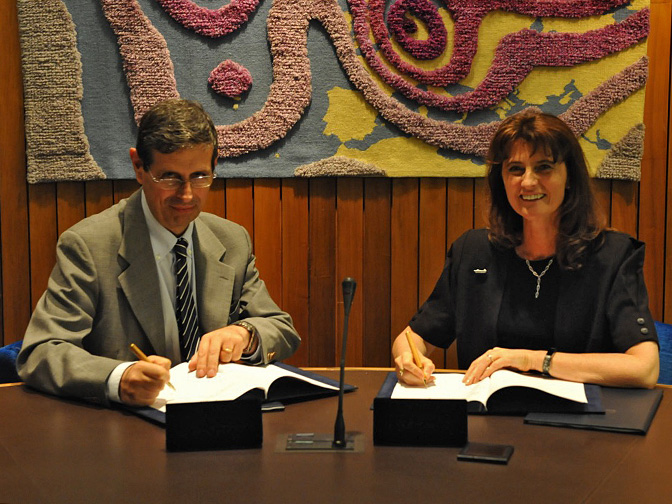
[419, 179, 448, 370]
[610, 180, 638, 236]
[473, 178, 489, 229]
[639, 0, 671, 321]
[591, 179, 612, 229]
[113, 180, 140, 203]
[57, 182, 86, 235]
[308, 179, 336, 366]
[252, 180, 282, 303]
[390, 179, 419, 347]
[418, 179, 447, 303]
[447, 179, 475, 244]
[225, 180, 254, 239]
[0, 1, 30, 344]
[28, 185, 58, 312]
[336, 178, 364, 366]
[667, 93, 672, 322]
[202, 178, 226, 218]
[85, 181, 114, 217]
[363, 178, 391, 366]
[281, 179, 309, 366]
[445, 178, 475, 368]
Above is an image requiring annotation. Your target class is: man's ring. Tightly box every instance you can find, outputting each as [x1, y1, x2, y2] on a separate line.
[399, 369, 404, 377]
[487, 354, 493, 364]
[224, 347, 233, 353]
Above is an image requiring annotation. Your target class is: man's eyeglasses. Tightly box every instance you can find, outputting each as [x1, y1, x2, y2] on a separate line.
[148, 170, 216, 190]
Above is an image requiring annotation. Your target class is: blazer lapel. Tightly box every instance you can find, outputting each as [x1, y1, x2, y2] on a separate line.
[193, 219, 236, 333]
[117, 192, 167, 356]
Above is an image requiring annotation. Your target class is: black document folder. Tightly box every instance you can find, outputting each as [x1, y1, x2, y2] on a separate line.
[524, 387, 663, 434]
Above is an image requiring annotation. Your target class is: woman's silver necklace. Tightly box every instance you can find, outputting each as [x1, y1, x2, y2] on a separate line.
[525, 258, 553, 299]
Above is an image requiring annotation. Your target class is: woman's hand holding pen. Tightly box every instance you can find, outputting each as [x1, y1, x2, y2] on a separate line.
[392, 327, 436, 386]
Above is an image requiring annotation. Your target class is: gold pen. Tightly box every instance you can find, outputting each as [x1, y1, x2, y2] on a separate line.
[129, 343, 176, 391]
[405, 330, 427, 386]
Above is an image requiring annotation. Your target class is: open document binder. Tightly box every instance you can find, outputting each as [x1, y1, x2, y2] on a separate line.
[123, 362, 356, 426]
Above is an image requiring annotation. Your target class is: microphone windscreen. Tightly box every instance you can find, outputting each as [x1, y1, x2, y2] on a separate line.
[342, 277, 357, 313]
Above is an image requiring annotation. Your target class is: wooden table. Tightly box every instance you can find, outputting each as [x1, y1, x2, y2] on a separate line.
[0, 370, 670, 503]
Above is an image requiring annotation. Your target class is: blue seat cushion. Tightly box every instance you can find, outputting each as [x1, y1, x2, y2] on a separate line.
[0, 340, 22, 384]
[655, 322, 672, 385]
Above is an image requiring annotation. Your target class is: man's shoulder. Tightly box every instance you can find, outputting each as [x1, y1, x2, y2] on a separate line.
[196, 212, 250, 241]
[62, 198, 128, 240]
[198, 212, 247, 233]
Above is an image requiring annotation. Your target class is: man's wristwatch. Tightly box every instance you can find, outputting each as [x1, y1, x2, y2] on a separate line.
[233, 320, 258, 355]
[542, 348, 556, 377]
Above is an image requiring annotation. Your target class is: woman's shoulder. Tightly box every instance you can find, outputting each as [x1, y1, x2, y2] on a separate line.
[450, 228, 502, 262]
[451, 228, 490, 250]
[591, 230, 645, 267]
[599, 230, 644, 253]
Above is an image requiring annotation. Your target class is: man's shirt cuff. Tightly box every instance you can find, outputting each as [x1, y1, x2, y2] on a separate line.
[106, 361, 135, 403]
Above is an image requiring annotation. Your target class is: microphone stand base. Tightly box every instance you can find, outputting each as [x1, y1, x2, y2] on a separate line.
[280, 432, 364, 452]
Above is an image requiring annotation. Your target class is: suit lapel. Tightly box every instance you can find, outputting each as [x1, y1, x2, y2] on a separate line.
[117, 191, 167, 356]
[193, 219, 236, 333]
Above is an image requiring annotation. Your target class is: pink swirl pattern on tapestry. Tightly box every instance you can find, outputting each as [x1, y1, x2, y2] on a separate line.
[358, 0, 634, 89]
[352, 0, 649, 112]
[155, 0, 260, 38]
[388, 0, 447, 60]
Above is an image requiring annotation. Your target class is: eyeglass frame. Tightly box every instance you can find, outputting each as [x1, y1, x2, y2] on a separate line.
[146, 168, 217, 190]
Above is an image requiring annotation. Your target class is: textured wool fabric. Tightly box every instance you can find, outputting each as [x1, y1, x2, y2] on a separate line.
[18, 0, 649, 181]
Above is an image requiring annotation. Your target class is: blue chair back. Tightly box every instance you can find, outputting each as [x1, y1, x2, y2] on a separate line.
[655, 322, 672, 385]
[0, 340, 22, 384]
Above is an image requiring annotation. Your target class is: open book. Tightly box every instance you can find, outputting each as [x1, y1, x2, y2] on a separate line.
[391, 369, 603, 414]
[121, 362, 356, 425]
[150, 361, 352, 412]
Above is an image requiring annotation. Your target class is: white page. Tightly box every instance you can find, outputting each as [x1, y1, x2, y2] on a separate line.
[391, 369, 587, 404]
[151, 362, 338, 412]
[391, 373, 491, 404]
[487, 369, 587, 403]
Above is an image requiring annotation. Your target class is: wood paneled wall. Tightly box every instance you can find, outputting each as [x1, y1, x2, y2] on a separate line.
[1, 2, 670, 369]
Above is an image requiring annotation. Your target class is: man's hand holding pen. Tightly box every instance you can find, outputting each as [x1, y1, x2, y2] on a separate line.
[119, 354, 172, 406]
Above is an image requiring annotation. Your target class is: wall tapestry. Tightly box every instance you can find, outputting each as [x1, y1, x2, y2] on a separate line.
[18, 0, 649, 182]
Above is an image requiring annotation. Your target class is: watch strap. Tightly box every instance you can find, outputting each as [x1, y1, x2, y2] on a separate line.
[542, 348, 556, 377]
[233, 320, 258, 355]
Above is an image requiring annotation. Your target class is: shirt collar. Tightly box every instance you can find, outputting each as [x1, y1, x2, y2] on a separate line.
[140, 190, 195, 258]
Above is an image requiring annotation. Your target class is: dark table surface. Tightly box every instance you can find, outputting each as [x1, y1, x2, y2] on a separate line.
[1, 369, 670, 504]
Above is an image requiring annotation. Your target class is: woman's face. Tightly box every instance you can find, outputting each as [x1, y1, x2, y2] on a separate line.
[501, 140, 568, 227]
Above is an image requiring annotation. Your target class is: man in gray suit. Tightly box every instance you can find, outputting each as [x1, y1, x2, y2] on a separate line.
[17, 99, 300, 406]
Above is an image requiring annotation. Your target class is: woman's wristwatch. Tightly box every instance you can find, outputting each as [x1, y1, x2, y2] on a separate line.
[542, 348, 556, 377]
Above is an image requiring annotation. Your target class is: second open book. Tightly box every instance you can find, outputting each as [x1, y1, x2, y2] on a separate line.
[391, 369, 603, 414]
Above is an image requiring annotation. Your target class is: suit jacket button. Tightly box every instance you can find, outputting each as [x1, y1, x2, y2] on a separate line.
[640, 327, 649, 335]
[636, 317, 645, 325]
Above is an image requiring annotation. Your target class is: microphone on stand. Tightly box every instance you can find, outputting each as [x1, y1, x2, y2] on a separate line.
[283, 277, 361, 452]
[333, 277, 356, 448]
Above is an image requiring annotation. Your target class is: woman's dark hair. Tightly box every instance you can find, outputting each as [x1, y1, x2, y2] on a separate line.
[136, 99, 218, 170]
[486, 110, 604, 270]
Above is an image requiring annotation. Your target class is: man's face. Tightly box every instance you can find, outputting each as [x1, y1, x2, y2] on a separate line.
[131, 144, 214, 236]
